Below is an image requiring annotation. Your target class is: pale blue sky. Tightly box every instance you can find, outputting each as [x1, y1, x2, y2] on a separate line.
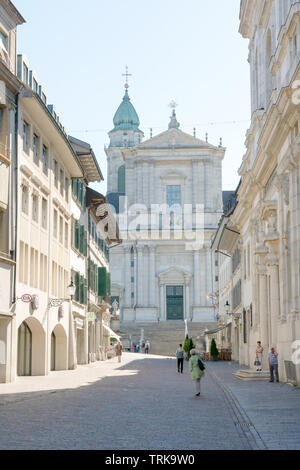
[14, 0, 250, 194]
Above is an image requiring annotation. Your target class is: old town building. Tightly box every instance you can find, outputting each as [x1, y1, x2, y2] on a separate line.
[0, 1, 117, 383]
[210, 1, 300, 386]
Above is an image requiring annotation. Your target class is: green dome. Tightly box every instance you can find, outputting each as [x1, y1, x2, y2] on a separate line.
[111, 89, 142, 132]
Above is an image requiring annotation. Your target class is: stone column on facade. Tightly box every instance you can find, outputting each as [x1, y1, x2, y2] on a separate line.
[137, 161, 143, 205]
[199, 249, 206, 305]
[185, 276, 190, 321]
[124, 246, 131, 307]
[205, 247, 213, 306]
[193, 249, 200, 306]
[266, 247, 280, 348]
[192, 160, 198, 210]
[144, 245, 149, 307]
[149, 245, 156, 306]
[149, 162, 155, 208]
[95, 317, 101, 361]
[198, 161, 205, 209]
[291, 166, 300, 313]
[256, 240, 270, 366]
[159, 282, 165, 321]
[137, 245, 144, 307]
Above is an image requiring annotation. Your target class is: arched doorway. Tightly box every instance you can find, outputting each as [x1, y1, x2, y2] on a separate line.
[17, 318, 46, 377]
[17, 321, 32, 377]
[51, 324, 68, 371]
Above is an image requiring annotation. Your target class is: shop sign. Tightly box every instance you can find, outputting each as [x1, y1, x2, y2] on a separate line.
[21, 294, 32, 304]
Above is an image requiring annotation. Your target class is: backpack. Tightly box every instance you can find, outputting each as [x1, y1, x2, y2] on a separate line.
[198, 357, 206, 371]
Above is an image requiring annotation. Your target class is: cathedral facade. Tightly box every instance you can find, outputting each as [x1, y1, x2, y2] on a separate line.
[106, 85, 225, 325]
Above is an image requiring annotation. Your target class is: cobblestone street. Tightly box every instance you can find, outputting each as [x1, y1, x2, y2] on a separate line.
[0, 354, 300, 450]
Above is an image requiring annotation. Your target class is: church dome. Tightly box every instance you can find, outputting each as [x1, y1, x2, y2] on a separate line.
[111, 88, 142, 132]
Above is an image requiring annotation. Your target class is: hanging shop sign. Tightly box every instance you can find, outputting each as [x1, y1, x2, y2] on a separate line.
[21, 294, 32, 304]
[58, 305, 64, 319]
[31, 295, 39, 311]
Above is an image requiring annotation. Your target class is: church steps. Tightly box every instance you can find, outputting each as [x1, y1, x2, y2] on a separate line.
[119, 322, 217, 357]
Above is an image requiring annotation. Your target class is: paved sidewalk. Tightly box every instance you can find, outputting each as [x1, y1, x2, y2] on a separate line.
[0, 353, 140, 405]
[207, 361, 300, 450]
[0, 355, 299, 450]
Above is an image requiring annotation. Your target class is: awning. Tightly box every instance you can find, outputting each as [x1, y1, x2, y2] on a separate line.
[103, 324, 121, 341]
[205, 322, 232, 336]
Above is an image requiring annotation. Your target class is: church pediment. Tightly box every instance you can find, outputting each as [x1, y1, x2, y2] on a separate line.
[137, 128, 218, 150]
[158, 266, 192, 280]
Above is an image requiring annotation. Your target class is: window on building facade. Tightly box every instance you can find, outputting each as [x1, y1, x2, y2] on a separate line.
[23, 64, 29, 85]
[65, 177, 69, 203]
[59, 169, 64, 197]
[52, 261, 57, 296]
[0, 30, 8, 51]
[59, 216, 63, 245]
[23, 121, 29, 153]
[39, 253, 47, 292]
[30, 248, 38, 288]
[167, 185, 181, 207]
[33, 79, 38, 94]
[33, 134, 39, 166]
[41, 198, 47, 229]
[65, 221, 68, 248]
[22, 185, 29, 215]
[53, 209, 58, 238]
[32, 193, 39, 223]
[118, 165, 126, 194]
[54, 160, 58, 188]
[42, 145, 48, 176]
[19, 241, 29, 285]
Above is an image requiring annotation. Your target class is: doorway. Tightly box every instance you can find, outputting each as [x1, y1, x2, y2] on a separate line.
[166, 286, 184, 321]
[51, 332, 56, 371]
[17, 321, 32, 377]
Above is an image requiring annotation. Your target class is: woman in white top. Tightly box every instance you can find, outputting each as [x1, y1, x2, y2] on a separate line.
[256, 341, 264, 371]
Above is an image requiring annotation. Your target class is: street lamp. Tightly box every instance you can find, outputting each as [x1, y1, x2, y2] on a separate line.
[225, 301, 230, 315]
[67, 281, 76, 300]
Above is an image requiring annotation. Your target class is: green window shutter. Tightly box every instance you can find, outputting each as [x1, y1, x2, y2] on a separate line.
[75, 272, 80, 303]
[79, 182, 83, 206]
[95, 266, 98, 295]
[75, 179, 79, 199]
[98, 267, 107, 297]
[79, 275, 84, 304]
[106, 272, 111, 296]
[75, 220, 79, 250]
[80, 225, 85, 255]
[84, 278, 88, 306]
[84, 230, 87, 257]
[83, 186, 86, 211]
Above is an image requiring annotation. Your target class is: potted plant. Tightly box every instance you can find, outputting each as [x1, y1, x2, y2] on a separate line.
[183, 336, 195, 361]
[210, 338, 219, 361]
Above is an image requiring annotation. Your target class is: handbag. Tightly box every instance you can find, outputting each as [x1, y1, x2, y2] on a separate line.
[254, 359, 261, 367]
[198, 358, 206, 371]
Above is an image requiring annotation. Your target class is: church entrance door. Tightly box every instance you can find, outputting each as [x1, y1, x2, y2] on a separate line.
[166, 286, 184, 321]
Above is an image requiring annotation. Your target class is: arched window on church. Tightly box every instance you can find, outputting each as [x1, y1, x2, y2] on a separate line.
[118, 165, 126, 194]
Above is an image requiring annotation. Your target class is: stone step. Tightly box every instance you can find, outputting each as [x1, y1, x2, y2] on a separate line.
[119, 322, 216, 357]
[233, 370, 270, 381]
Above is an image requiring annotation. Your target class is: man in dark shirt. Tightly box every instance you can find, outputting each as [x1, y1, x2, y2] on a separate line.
[176, 344, 184, 374]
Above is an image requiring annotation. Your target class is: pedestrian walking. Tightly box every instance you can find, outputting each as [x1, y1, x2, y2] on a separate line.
[136, 344, 140, 353]
[189, 349, 205, 397]
[255, 341, 264, 371]
[145, 341, 150, 354]
[269, 347, 279, 382]
[116, 341, 123, 363]
[176, 344, 184, 374]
